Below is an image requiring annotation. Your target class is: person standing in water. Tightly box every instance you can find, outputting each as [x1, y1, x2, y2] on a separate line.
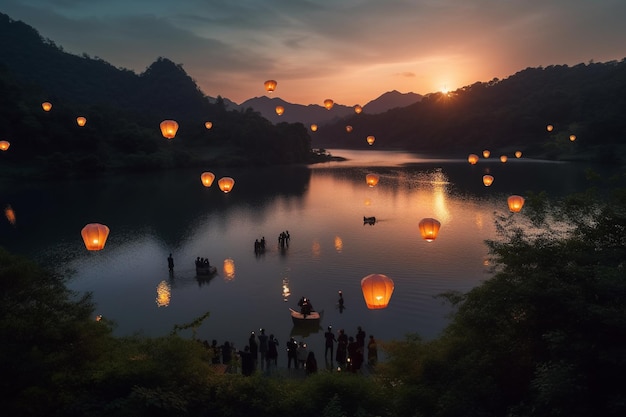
[167, 253, 174, 272]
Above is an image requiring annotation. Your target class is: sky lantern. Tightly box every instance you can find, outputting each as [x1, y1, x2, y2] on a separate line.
[200, 172, 215, 187]
[500, 155, 508, 163]
[205, 121, 213, 129]
[365, 173, 380, 187]
[418, 218, 441, 242]
[467, 154, 479, 165]
[361, 273, 394, 309]
[264, 79, 277, 93]
[323, 99, 334, 110]
[160, 120, 179, 139]
[354, 104, 363, 114]
[547, 124, 554, 132]
[0, 141, 10, 151]
[345, 125, 353, 133]
[5, 205, 16, 225]
[275, 105, 285, 116]
[515, 150, 522, 158]
[218, 177, 235, 193]
[483, 150, 490, 158]
[76, 116, 87, 127]
[483, 175, 494, 186]
[41, 102, 52, 111]
[310, 124, 318, 132]
[569, 134, 577, 141]
[507, 195, 525, 212]
[366, 135, 375, 145]
[81, 223, 110, 251]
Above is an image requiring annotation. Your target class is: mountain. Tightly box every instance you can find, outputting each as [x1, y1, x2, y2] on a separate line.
[362, 90, 422, 114]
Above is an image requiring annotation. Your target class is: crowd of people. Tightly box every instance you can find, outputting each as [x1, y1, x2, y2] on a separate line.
[201, 324, 377, 377]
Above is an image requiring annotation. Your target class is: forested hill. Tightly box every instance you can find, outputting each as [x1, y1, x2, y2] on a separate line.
[0, 13, 312, 179]
[315, 60, 626, 162]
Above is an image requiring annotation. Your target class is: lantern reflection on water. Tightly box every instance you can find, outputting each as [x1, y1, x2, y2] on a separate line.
[282, 277, 291, 302]
[5, 205, 16, 225]
[334, 236, 343, 253]
[81, 223, 110, 251]
[223, 258, 236, 281]
[361, 273, 394, 309]
[218, 177, 235, 193]
[507, 195, 525, 212]
[200, 172, 215, 187]
[160, 120, 179, 139]
[156, 280, 171, 307]
[418, 218, 441, 242]
[365, 173, 380, 187]
[483, 175, 494, 186]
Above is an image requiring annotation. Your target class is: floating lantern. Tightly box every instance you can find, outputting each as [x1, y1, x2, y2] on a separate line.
[361, 273, 394, 309]
[418, 218, 441, 242]
[500, 155, 508, 163]
[160, 120, 179, 139]
[5, 205, 16, 225]
[81, 223, 110, 251]
[467, 154, 479, 165]
[323, 99, 334, 110]
[366, 135, 375, 145]
[42, 102, 52, 111]
[354, 104, 363, 114]
[200, 172, 215, 187]
[569, 134, 576, 141]
[205, 121, 213, 129]
[515, 150, 522, 158]
[275, 105, 284, 116]
[0, 141, 10, 151]
[345, 125, 353, 133]
[156, 280, 171, 307]
[223, 258, 236, 281]
[507, 195, 525, 212]
[218, 177, 235, 193]
[547, 124, 554, 132]
[76, 116, 87, 127]
[264, 80, 277, 93]
[483, 175, 494, 186]
[310, 124, 318, 132]
[365, 173, 380, 187]
[483, 150, 490, 158]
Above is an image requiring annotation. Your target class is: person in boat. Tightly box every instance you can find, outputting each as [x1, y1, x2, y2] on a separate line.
[298, 297, 313, 317]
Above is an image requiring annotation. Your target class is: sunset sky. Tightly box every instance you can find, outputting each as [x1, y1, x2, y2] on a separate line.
[3, 0, 625, 106]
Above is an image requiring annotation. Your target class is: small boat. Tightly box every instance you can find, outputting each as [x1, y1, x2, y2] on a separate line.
[289, 308, 323, 324]
[363, 216, 376, 225]
[196, 264, 217, 276]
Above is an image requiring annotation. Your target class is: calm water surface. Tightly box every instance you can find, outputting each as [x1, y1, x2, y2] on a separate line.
[0, 150, 609, 362]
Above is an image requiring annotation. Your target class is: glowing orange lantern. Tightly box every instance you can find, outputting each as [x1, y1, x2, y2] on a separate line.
[366, 135, 375, 145]
[354, 104, 363, 114]
[323, 99, 334, 110]
[515, 150, 522, 158]
[160, 120, 179, 139]
[76, 116, 87, 127]
[264, 80, 277, 93]
[569, 134, 576, 141]
[310, 124, 318, 132]
[42, 102, 52, 111]
[345, 125, 353, 133]
[365, 173, 380, 187]
[500, 155, 508, 163]
[200, 172, 215, 187]
[205, 121, 213, 129]
[418, 218, 441, 242]
[483, 150, 490, 158]
[361, 273, 394, 309]
[81, 223, 110, 251]
[547, 124, 554, 132]
[467, 154, 479, 165]
[0, 141, 10, 151]
[223, 258, 236, 281]
[218, 177, 235, 193]
[507, 195, 525, 212]
[483, 175, 494, 186]
[275, 105, 284, 116]
[5, 205, 16, 225]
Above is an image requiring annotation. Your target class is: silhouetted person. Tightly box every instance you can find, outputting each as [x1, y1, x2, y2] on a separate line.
[324, 326, 337, 361]
[368, 335, 378, 366]
[287, 337, 298, 369]
[167, 253, 174, 272]
[306, 351, 318, 375]
[249, 332, 258, 368]
[267, 334, 279, 369]
[336, 329, 348, 368]
[356, 326, 366, 349]
[258, 328, 268, 369]
[211, 339, 221, 364]
[238, 346, 254, 376]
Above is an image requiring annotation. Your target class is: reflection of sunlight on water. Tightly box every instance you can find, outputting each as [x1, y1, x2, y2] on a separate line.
[223, 258, 235, 281]
[156, 280, 171, 307]
[475, 212, 484, 229]
[334, 236, 343, 253]
[312, 240, 321, 258]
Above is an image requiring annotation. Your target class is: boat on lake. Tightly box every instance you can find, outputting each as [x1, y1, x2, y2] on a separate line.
[289, 308, 323, 324]
[196, 264, 217, 276]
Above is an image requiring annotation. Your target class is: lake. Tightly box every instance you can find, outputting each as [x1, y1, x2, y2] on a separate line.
[0, 149, 612, 364]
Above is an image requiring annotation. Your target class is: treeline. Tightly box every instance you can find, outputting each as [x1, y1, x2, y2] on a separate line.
[316, 60, 626, 162]
[0, 13, 313, 179]
[2, 186, 625, 417]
